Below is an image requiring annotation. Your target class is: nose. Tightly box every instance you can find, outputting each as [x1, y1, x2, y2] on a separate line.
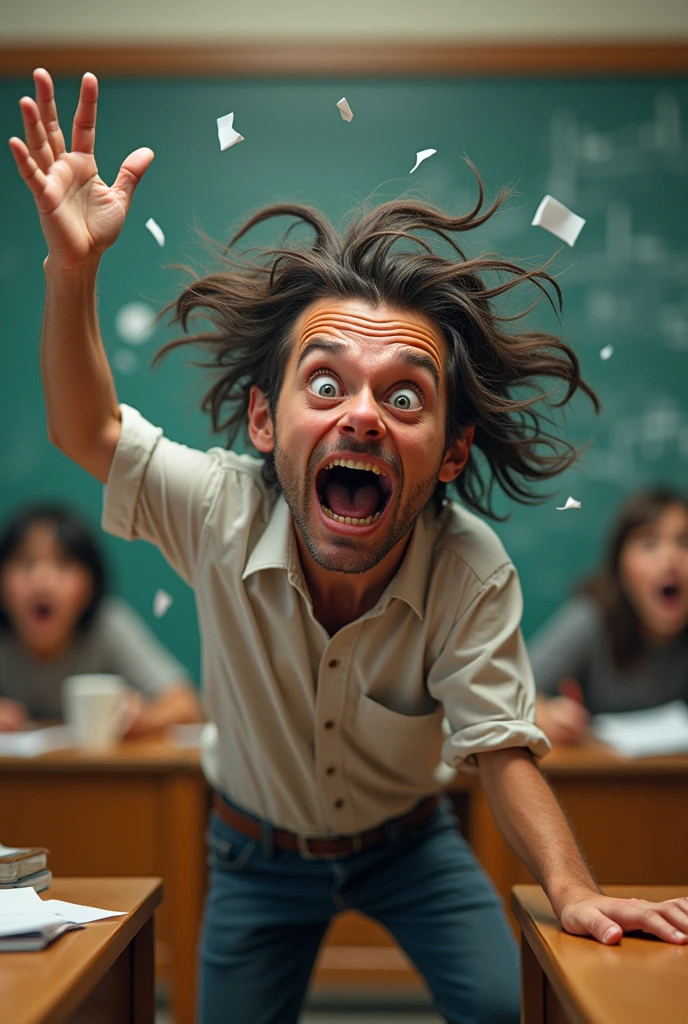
[337, 387, 386, 441]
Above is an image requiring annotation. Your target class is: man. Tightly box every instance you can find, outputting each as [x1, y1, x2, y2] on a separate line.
[10, 69, 688, 1024]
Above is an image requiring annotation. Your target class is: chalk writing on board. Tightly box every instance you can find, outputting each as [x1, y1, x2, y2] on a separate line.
[548, 92, 687, 206]
[586, 396, 688, 482]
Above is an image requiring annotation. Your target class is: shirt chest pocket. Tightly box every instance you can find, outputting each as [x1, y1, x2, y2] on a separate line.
[352, 693, 445, 788]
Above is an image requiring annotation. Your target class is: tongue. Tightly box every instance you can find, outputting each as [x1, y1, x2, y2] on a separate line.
[325, 482, 380, 519]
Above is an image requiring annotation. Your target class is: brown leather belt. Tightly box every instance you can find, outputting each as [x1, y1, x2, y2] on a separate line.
[212, 794, 439, 859]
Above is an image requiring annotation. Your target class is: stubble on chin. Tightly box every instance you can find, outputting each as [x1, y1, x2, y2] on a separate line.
[273, 436, 442, 575]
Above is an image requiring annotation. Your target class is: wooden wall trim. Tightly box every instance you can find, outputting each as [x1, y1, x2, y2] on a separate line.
[2, 41, 688, 78]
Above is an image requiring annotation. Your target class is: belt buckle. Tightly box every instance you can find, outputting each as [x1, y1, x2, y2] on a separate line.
[296, 834, 328, 860]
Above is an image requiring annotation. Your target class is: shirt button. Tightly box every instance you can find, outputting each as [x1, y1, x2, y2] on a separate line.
[334, 798, 345, 809]
[326, 766, 336, 775]
[328, 659, 339, 668]
[324, 720, 335, 730]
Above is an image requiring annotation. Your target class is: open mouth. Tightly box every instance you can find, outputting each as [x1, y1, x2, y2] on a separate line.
[658, 583, 681, 604]
[315, 458, 393, 527]
[30, 601, 55, 623]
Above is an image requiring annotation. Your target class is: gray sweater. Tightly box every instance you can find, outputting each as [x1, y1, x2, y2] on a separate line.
[0, 598, 190, 719]
[528, 596, 688, 715]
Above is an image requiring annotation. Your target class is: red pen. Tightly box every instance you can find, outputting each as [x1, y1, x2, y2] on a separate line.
[558, 678, 584, 704]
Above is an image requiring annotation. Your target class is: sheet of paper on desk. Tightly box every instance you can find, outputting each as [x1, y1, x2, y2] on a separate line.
[0, 888, 125, 930]
[0, 887, 74, 937]
[592, 700, 688, 758]
[0, 725, 74, 758]
[42, 899, 126, 924]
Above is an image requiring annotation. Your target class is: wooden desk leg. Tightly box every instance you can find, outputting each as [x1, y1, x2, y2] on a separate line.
[161, 775, 210, 1024]
[131, 916, 156, 1024]
[520, 935, 545, 1024]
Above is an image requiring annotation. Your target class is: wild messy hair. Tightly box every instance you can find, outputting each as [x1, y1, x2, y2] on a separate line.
[156, 168, 599, 519]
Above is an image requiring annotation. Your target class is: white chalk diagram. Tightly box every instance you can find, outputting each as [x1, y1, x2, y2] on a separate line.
[545, 91, 688, 478]
[548, 93, 687, 203]
[549, 93, 688, 284]
[585, 396, 688, 483]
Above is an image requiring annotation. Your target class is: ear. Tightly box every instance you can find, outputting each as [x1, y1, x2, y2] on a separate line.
[438, 426, 475, 483]
[247, 386, 275, 454]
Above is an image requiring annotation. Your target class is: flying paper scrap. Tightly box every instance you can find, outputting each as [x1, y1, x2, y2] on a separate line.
[556, 496, 582, 511]
[153, 589, 173, 618]
[410, 149, 436, 174]
[600, 345, 614, 360]
[337, 97, 353, 122]
[145, 218, 165, 247]
[217, 112, 245, 151]
[531, 195, 585, 247]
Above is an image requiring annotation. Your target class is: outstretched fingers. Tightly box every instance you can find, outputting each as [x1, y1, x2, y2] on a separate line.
[71, 71, 98, 155]
[111, 147, 155, 210]
[8, 136, 48, 203]
[32, 68, 67, 160]
[18, 95, 55, 174]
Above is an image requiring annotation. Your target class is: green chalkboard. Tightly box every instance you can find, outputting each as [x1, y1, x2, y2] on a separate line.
[2, 75, 687, 680]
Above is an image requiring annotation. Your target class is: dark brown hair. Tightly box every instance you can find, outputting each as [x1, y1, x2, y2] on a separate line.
[156, 168, 599, 519]
[580, 487, 688, 667]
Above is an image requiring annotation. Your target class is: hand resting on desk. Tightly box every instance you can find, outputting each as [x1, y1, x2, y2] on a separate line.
[560, 892, 688, 946]
[535, 693, 590, 746]
[0, 697, 29, 731]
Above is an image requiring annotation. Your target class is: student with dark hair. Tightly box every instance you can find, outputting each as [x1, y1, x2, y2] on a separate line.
[0, 503, 203, 734]
[10, 68, 688, 1024]
[532, 487, 688, 745]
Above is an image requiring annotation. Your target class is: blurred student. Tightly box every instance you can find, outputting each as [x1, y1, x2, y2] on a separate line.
[0, 503, 203, 734]
[531, 487, 688, 745]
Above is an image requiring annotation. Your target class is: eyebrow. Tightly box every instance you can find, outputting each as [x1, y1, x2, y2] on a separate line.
[296, 338, 440, 394]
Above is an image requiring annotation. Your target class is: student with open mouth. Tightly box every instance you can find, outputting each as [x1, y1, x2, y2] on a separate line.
[10, 67, 688, 1024]
[0, 503, 203, 736]
[532, 487, 688, 745]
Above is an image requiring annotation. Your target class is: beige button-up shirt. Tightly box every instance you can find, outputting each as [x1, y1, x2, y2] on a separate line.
[104, 404, 550, 836]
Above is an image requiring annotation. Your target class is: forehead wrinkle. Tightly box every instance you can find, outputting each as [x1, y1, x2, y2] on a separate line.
[301, 312, 438, 344]
[297, 309, 445, 371]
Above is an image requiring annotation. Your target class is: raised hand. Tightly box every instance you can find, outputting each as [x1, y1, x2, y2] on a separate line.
[8, 68, 154, 272]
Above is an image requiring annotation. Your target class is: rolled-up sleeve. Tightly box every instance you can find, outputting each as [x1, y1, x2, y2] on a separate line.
[102, 404, 223, 586]
[428, 562, 551, 770]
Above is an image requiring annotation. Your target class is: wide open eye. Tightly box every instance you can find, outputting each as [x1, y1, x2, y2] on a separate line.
[389, 387, 421, 411]
[309, 374, 341, 399]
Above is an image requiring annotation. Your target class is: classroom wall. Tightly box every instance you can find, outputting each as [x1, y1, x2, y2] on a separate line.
[4, 0, 688, 43]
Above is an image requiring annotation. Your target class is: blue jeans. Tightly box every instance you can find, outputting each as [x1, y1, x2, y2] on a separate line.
[198, 797, 520, 1024]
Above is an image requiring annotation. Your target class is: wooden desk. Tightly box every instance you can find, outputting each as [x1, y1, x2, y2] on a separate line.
[3, 738, 686, 1007]
[0, 738, 210, 1024]
[0, 877, 162, 1024]
[512, 884, 688, 1024]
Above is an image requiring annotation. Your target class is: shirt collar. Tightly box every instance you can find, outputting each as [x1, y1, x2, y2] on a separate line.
[242, 495, 296, 579]
[380, 505, 434, 620]
[242, 494, 435, 621]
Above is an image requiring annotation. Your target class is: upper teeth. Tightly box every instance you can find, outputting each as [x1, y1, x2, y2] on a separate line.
[324, 458, 381, 475]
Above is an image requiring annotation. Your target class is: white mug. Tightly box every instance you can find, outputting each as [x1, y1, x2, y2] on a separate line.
[62, 674, 131, 749]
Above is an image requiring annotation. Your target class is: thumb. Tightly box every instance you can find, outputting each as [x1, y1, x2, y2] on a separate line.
[563, 906, 623, 945]
[112, 147, 155, 209]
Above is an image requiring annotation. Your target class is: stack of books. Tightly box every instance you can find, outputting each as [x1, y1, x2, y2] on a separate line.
[0, 844, 51, 893]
